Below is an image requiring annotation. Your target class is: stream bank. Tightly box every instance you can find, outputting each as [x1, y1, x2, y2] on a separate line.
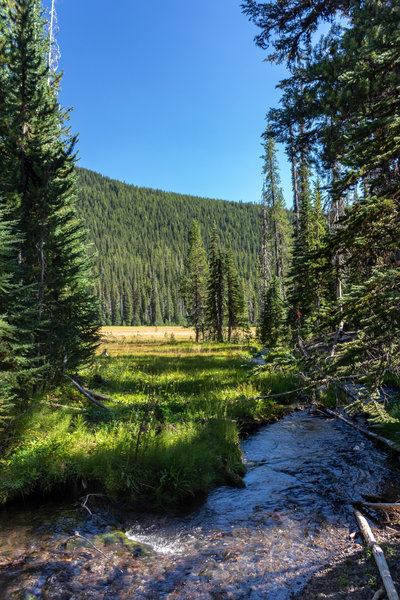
[1, 410, 400, 599]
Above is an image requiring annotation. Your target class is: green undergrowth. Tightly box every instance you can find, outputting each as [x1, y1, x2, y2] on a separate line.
[0, 340, 299, 508]
[321, 382, 400, 449]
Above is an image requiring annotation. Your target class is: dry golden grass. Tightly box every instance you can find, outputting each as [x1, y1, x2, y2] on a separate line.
[98, 326, 256, 355]
[101, 326, 196, 341]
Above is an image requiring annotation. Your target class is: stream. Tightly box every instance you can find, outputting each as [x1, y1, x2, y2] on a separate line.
[0, 410, 398, 600]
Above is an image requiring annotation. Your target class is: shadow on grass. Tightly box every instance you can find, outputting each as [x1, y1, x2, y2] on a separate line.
[91, 353, 255, 397]
[0, 416, 244, 510]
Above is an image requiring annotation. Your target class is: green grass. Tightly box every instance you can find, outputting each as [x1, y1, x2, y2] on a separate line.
[0, 340, 300, 508]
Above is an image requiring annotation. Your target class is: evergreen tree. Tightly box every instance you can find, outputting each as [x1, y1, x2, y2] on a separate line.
[241, 0, 350, 63]
[259, 184, 271, 298]
[261, 130, 291, 286]
[181, 220, 207, 342]
[225, 243, 247, 342]
[206, 226, 225, 342]
[0, 0, 99, 387]
[310, 179, 328, 315]
[257, 276, 285, 346]
[246, 0, 400, 382]
[0, 206, 37, 426]
[289, 156, 315, 331]
[122, 284, 133, 325]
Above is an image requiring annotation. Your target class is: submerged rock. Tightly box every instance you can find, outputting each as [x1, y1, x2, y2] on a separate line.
[96, 530, 150, 556]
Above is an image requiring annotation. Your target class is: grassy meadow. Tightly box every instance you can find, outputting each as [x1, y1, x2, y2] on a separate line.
[0, 328, 298, 508]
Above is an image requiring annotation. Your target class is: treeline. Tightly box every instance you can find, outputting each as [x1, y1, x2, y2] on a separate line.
[76, 168, 274, 326]
[242, 0, 400, 385]
[181, 222, 248, 342]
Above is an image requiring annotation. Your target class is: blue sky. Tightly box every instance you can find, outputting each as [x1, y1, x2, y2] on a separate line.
[48, 0, 290, 205]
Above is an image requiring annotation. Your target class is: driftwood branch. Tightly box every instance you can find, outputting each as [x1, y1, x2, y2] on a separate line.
[49, 403, 84, 411]
[323, 407, 400, 453]
[66, 376, 112, 413]
[360, 501, 400, 512]
[81, 493, 107, 516]
[335, 381, 367, 404]
[83, 388, 115, 403]
[66, 531, 122, 573]
[354, 509, 399, 600]
[372, 589, 385, 600]
[240, 387, 304, 402]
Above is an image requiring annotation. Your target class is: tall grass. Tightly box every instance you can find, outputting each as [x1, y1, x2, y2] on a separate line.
[0, 339, 299, 507]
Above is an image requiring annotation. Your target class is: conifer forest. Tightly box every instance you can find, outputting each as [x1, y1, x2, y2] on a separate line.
[1, 1, 400, 599]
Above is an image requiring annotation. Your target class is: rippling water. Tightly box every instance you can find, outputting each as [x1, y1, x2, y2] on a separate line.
[0, 411, 395, 599]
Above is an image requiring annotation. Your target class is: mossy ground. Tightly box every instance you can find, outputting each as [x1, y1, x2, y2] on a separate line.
[0, 334, 299, 508]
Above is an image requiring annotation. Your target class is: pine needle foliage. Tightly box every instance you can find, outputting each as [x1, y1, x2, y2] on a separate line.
[0, 206, 37, 427]
[181, 220, 207, 342]
[0, 0, 100, 392]
[225, 243, 248, 342]
[261, 129, 291, 284]
[257, 275, 285, 346]
[206, 226, 225, 342]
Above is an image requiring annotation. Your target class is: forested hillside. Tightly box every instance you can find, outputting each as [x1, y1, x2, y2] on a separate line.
[77, 168, 263, 325]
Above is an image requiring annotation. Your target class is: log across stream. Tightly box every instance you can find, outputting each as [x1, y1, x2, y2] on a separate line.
[0, 410, 399, 599]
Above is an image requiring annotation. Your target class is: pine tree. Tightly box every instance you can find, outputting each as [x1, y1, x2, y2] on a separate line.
[0, 0, 99, 387]
[257, 276, 285, 346]
[289, 156, 315, 331]
[241, 0, 350, 63]
[225, 243, 247, 342]
[249, 0, 400, 381]
[181, 220, 207, 342]
[0, 206, 37, 426]
[206, 226, 225, 342]
[310, 178, 328, 316]
[122, 284, 133, 326]
[261, 130, 291, 286]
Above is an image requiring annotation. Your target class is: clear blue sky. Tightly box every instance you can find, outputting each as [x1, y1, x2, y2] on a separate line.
[49, 0, 290, 205]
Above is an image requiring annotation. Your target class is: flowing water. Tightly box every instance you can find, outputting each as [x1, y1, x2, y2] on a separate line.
[0, 411, 397, 600]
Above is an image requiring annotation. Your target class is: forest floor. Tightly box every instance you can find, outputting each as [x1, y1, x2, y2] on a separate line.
[293, 497, 400, 599]
[0, 332, 297, 508]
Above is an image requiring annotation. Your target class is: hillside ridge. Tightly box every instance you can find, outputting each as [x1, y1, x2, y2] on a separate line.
[76, 167, 261, 325]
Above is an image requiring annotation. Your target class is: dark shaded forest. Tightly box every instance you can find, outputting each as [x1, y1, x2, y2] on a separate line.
[76, 167, 266, 326]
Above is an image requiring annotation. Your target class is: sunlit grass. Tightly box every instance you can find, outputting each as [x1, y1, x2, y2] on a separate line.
[0, 337, 298, 508]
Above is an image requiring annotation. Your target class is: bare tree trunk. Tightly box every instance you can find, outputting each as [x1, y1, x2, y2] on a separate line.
[332, 160, 345, 301]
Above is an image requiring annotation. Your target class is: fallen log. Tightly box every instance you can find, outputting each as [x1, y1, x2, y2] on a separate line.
[354, 508, 399, 600]
[83, 388, 115, 403]
[335, 382, 363, 404]
[49, 403, 83, 412]
[372, 589, 385, 600]
[239, 387, 304, 402]
[66, 376, 112, 413]
[360, 501, 400, 512]
[323, 407, 400, 453]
